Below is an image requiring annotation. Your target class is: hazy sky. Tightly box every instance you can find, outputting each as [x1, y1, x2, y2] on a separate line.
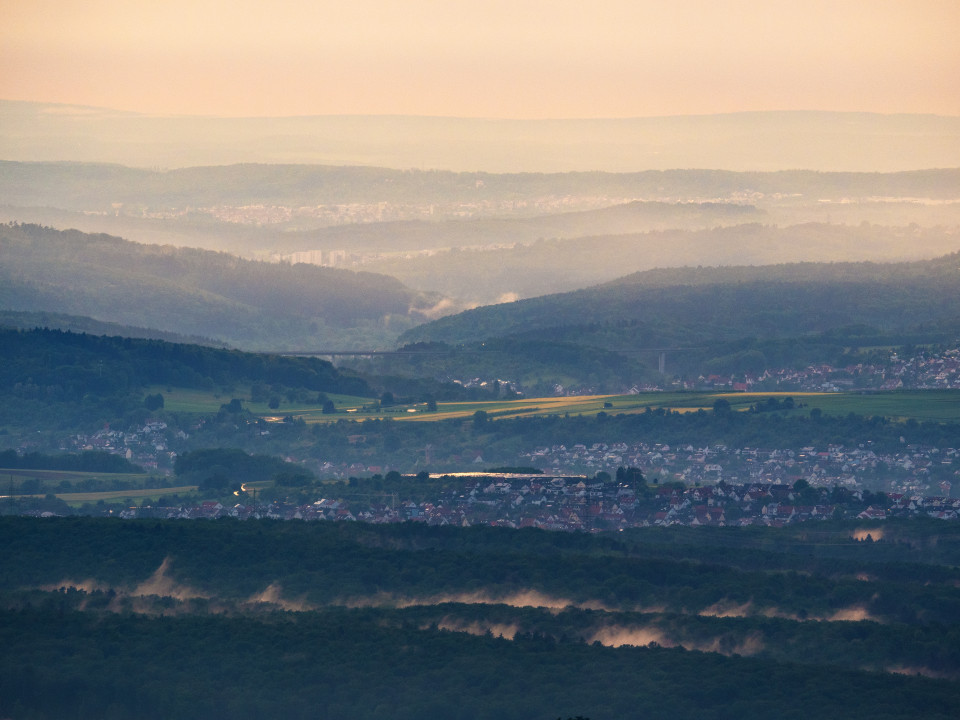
[2, 0, 959, 118]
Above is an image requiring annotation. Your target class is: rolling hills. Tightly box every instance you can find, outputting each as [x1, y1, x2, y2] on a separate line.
[3, 160, 958, 305]
[379, 251, 960, 387]
[3, 159, 957, 222]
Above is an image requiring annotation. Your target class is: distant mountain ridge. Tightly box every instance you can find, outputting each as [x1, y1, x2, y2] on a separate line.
[279, 200, 764, 254]
[3, 101, 960, 172]
[3, 160, 959, 214]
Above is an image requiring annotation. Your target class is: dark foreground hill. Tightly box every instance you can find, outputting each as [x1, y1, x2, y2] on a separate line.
[1, 517, 959, 720]
[0, 223, 451, 349]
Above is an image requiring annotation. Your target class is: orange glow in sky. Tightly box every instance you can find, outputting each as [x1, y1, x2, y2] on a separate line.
[2, 0, 959, 118]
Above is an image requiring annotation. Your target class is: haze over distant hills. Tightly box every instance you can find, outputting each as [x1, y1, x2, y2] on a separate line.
[361, 222, 960, 304]
[3, 100, 960, 172]
[2, 160, 959, 303]
[5, 161, 958, 216]
[0, 223, 455, 350]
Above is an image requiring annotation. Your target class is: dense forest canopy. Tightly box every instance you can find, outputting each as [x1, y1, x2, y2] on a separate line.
[1, 517, 959, 719]
[0, 326, 371, 409]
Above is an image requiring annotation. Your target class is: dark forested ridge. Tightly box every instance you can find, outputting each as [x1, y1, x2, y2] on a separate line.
[0, 326, 372, 431]
[0, 309, 227, 346]
[0, 223, 450, 349]
[1, 517, 959, 720]
[0, 327, 370, 395]
[385, 249, 960, 387]
[400, 250, 960, 347]
[5, 606, 957, 720]
[5, 517, 959, 613]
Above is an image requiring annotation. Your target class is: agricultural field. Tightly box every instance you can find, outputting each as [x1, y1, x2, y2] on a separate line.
[53, 486, 198, 506]
[278, 390, 960, 425]
[150, 385, 960, 425]
[0, 468, 152, 492]
[150, 386, 370, 416]
[788, 390, 960, 422]
[0, 468, 196, 506]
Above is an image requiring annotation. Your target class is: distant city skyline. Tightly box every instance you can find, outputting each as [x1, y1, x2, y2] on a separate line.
[2, 0, 959, 119]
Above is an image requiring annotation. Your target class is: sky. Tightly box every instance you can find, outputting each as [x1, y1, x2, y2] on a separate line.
[2, 0, 959, 119]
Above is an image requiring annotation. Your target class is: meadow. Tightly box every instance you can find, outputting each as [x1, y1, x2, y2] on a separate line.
[0, 467, 195, 506]
[235, 389, 960, 425]
[152, 384, 960, 424]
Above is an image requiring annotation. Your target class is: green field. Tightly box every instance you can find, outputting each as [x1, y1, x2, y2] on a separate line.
[0, 468, 148, 483]
[284, 390, 960, 425]
[0, 467, 199, 506]
[787, 390, 960, 421]
[150, 386, 960, 425]
[0, 468, 154, 491]
[150, 386, 372, 416]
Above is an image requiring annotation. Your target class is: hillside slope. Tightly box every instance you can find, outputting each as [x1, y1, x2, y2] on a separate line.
[400, 252, 960, 348]
[0, 223, 451, 349]
[365, 223, 960, 304]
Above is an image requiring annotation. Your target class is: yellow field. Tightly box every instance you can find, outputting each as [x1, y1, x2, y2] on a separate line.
[55, 485, 199, 505]
[147, 385, 371, 415]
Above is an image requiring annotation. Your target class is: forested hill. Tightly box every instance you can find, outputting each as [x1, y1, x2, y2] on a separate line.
[0, 309, 226, 347]
[603, 251, 960, 287]
[0, 327, 371, 400]
[0, 223, 449, 349]
[399, 251, 960, 348]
